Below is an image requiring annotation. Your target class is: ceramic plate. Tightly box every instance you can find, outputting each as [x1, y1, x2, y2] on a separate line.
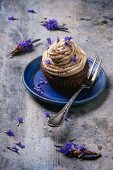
[23, 56, 107, 105]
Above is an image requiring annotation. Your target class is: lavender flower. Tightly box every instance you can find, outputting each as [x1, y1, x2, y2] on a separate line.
[47, 38, 52, 45]
[58, 142, 86, 154]
[41, 19, 69, 32]
[34, 86, 44, 94]
[56, 141, 101, 160]
[17, 117, 23, 126]
[37, 78, 48, 87]
[9, 38, 40, 57]
[40, 78, 48, 85]
[59, 143, 72, 154]
[8, 16, 18, 21]
[15, 141, 25, 149]
[44, 19, 58, 30]
[18, 39, 33, 50]
[27, 9, 37, 14]
[57, 37, 60, 43]
[7, 146, 19, 154]
[4, 130, 15, 137]
[64, 36, 73, 45]
[71, 56, 76, 62]
[44, 112, 50, 118]
[45, 59, 51, 65]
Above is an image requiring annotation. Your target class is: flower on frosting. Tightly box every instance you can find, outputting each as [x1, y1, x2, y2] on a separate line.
[45, 59, 51, 65]
[27, 9, 37, 14]
[8, 16, 18, 21]
[41, 19, 69, 32]
[64, 36, 73, 46]
[71, 56, 76, 62]
[47, 38, 52, 45]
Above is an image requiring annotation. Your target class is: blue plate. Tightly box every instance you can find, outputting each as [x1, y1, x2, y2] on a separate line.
[23, 56, 107, 105]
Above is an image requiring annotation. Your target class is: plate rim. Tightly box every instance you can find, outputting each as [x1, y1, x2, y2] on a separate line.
[23, 56, 107, 105]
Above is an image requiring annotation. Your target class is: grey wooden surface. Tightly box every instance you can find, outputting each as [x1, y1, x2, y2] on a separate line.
[0, 0, 113, 169]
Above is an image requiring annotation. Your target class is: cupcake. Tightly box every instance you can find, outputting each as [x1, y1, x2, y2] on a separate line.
[41, 37, 89, 96]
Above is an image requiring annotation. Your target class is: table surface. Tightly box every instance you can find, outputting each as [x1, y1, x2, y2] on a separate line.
[0, 0, 113, 170]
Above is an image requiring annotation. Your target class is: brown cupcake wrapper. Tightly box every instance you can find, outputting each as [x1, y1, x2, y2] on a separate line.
[41, 61, 89, 95]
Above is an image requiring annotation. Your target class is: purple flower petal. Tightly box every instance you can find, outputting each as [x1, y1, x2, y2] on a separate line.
[40, 78, 48, 85]
[64, 36, 73, 46]
[18, 39, 33, 51]
[71, 56, 76, 63]
[45, 59, 51, 65]
[47, 38, 52, 45]
[44, 112, 50, 118]
[7, 146, 19, 154]
[27, 9, 37, 14]
[45, 19, 58, 30]
[4, 130, 15, 137]
[34, 86, 44, 94]
[15, 141, 25, 149]
[8, 16, 18, 21]
[58, 141, 87, 155]
[17, 117, 23, 126]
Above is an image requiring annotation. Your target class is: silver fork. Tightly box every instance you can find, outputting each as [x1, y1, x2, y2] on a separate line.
[48, 57, 102, 127]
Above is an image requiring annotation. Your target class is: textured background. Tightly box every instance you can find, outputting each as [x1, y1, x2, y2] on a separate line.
[0, 0, 113, 169]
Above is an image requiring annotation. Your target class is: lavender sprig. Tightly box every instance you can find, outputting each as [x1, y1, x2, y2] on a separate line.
[41, 19, 69, 32]
[7, 146, 19, 154]
[9, 38, 40, 58]
[15, 141, 25, 149]
[27, 9, 37, 14]
[17, 117, 23, 126]
[37, 78, 48, 87]
[4, 130, 15, 137]
[8, 16, 18, 21]
[55, 141, 101, 160]
[58, 142, 87, 154]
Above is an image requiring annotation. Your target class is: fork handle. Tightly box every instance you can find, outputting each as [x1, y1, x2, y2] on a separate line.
[48, 87, 84, 127]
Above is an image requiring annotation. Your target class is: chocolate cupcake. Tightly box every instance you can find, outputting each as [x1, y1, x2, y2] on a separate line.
[41, 37, 89, 95]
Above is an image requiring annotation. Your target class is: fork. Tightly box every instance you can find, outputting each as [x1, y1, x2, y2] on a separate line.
[48, 57, 102, 127]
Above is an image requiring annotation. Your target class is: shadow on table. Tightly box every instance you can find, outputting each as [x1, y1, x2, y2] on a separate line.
[29, 79, 110, 143]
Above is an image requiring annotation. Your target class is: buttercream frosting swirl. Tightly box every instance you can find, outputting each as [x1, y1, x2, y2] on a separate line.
[42, 39, 87, 77]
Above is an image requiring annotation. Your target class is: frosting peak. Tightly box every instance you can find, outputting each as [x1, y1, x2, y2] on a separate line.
[42, 39, 87, 77]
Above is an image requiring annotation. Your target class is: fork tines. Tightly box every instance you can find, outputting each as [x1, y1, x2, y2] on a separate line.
[88, 57, 102, 82]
